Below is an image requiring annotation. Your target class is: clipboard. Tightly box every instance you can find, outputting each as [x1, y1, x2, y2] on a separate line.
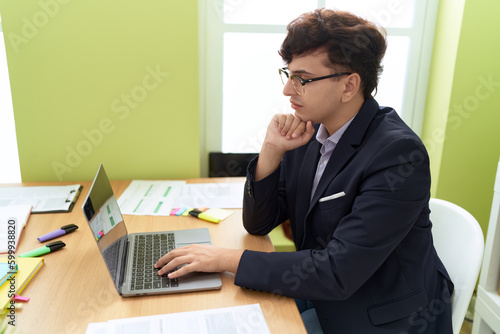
[0, 184, 83, 213]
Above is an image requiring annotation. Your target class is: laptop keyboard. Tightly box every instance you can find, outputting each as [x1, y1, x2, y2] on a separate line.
[102, 238, 123, 281]
[130, 233, 179, 291]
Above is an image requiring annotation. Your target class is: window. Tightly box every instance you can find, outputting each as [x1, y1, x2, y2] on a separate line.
[200, 0, 439, 175]
[0, 15, 22, 183]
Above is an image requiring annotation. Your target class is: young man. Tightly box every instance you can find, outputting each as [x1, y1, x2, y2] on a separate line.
[156, 8, 453, 333]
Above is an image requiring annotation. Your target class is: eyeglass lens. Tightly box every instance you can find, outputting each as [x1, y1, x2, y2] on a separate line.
[279, 70, 303, 95]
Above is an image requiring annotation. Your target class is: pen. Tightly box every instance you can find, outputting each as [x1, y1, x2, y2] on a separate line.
[189, 209, 221, 224]
[19, 241, 66, 258]
[37, 224, 78, 242]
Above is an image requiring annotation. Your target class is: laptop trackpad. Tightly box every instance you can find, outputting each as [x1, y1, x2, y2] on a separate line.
[173, 228, 212, 245]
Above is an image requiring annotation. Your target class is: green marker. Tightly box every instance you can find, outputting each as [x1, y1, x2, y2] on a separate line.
[19, 241, 66, 257]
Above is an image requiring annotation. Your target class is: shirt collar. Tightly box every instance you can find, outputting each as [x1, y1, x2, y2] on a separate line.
[315, 114, 358, 146]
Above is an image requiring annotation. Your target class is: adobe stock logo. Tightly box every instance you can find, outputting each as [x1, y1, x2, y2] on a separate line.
[51, 65, 168, 180]
[423, 74, 500, 157]
[6, 0, 72, 53]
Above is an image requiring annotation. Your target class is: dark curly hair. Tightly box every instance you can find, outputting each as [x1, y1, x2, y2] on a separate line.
[279, 8, 387, 98]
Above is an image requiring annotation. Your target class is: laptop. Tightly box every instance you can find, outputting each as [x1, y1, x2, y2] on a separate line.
[81, 164, 222, 297]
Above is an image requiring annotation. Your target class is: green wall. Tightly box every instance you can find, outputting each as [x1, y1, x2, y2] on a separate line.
[2, 0, 499, 234]
[0, 0, 200, 182]
[423, 0, 500, 235]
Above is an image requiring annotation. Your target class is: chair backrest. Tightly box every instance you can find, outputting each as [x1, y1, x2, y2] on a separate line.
[208, 152, 258, 177]
[429, 198, 484, 333]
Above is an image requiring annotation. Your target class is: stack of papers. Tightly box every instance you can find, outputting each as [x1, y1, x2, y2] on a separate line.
[116, 180, 185, 216]
[86, 303, 270, 334]
[0, 204, 32, 253]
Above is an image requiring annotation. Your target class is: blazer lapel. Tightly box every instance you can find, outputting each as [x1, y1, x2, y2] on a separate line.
[309, 142, 356, 206]
[294, 139, 321, 246]
[299, 98, 381, 249]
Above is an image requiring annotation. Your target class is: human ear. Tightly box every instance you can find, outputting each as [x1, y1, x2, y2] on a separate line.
[341, 73, 361, 103]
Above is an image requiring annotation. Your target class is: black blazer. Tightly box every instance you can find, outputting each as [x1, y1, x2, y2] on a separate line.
[235, 98, 453, 333]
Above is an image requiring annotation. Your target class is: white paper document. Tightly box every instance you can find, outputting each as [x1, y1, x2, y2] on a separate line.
[0, 184, 82, 213]
[117, 181, 245, 216]
[172, 182, 245, 209]
[85, 303, 270, 334]
[117, 180, 186, 216]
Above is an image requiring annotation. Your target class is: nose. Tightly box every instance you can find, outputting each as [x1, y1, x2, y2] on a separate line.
[283, 78, 298, 97]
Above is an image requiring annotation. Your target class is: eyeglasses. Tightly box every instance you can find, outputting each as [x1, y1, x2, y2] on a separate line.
[279, 67, 352, 95]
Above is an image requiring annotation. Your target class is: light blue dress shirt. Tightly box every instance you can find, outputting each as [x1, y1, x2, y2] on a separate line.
[310, 115, 357, 201]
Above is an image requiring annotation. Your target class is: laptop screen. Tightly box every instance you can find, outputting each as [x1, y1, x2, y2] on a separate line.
[82, 164, 128, 291]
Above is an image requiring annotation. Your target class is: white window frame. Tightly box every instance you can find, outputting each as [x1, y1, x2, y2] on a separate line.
[199, 0, 439, 176]
[0, 16, 22, 183]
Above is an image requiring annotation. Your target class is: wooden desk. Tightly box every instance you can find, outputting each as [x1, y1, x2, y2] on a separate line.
[8, 179, 306, 334]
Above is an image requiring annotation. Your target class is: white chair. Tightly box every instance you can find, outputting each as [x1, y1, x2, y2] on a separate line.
[430, 198, 484, 333]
